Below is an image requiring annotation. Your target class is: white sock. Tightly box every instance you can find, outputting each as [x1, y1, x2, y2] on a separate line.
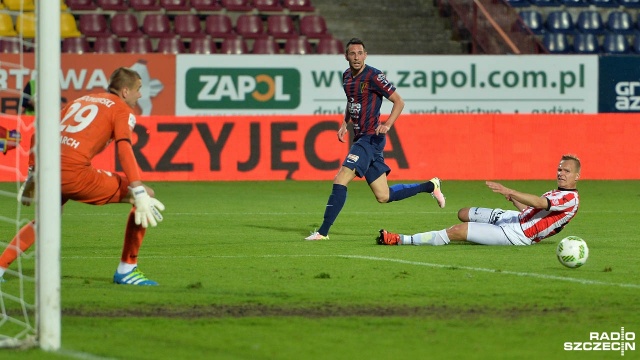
[407, 230, 450, 246]
[0, 267, 5, 277]
[117, 262, 137, 274]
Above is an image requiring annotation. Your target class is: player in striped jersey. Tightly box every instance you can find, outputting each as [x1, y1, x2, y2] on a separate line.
[377, 155, 581, 246]
[305, 38, 445, 241]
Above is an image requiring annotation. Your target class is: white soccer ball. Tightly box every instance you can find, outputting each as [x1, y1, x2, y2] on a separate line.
[556, 236, 589, 268]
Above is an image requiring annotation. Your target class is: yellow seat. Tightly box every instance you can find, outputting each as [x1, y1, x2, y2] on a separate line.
[60, 0, 68, 10]
[4, 0, 35, 11]
[60, 12, 81, 38]
[0, 13, 17, 37]
[15, 12, 35, 38]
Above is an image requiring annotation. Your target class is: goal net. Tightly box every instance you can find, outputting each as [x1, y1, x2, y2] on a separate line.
[0, 0, 61, 351]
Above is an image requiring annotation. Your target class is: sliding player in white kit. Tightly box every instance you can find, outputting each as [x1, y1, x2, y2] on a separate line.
[377, 154, 580, 246]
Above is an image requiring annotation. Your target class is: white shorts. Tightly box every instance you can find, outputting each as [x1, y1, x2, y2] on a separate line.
[466, 207, 532, 246]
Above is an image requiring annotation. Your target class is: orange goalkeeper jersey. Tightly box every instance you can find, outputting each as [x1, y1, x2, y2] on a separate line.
[59, 92, 141, 183]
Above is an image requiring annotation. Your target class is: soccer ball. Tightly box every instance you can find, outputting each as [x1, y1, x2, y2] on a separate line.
[556, 236, 589, 268]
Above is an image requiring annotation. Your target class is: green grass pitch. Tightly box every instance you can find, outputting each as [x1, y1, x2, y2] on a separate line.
[1, 180, 638, 359]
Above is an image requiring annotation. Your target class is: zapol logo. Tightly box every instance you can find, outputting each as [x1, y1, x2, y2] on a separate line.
[185, 68, 301, 109]
[564, 327, 635, 356]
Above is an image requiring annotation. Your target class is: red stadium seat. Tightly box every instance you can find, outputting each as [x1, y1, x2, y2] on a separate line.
[221, 0, 253, 11]
[284, 35, 312, 54]
[93, 35, 122, 53]
[156, 37, 187, 53]
[316, 37, 343, 54]
[235, 14, 265, 39]
[299, 15, 329, 39]
[191, 0, 223, 12]
[62, 36, 91, 53]
[253, 0, 284, 13]
[142, 14, 175, 38]
[205, 14, 236, 38]
[79, 13, 111, 38]
[220, 36, 248, 53]
[0, 38, 26, 54]
[124, 35, 154, 53]
[190, 36, 217, 53]
[267, 15, 298, 39]
[66, 0, 99, 11]
[252, 35, 279, 53]
[174, 14, 205, 39]
[129, 0, 162, 11]
[95, 0, 128, 11]
[110, 13, 143, 38]
[283, 0, 314, 13]
[159, 0, 191, 12]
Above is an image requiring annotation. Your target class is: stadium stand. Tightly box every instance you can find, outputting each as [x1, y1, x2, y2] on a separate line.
[142, 13, 175, 38]
[66, 0, 99, 11]
[0, 12, 17, 37]
[220, 0, 253, 12]
[110, 13, 143, 38]
[62, 36, 91, 53]
[542, 32, 570, 53]
[124, 35, 154, 53]
[95, 0, 129, 11]
[15, 12, 36, 38]
[299, 15, 330, 39]
[283, 0, 315, 13]
[129, 0, 163, 12]
[191, 0, 224, 12]
[545, 10, 575, 34]
[316, 36, 343, 54]
[61, 12, 82, 38]
[205, 14, 236, 39]
[79, 13, 111, 38]
[0, 37, 25, 53]
[573, 32, 600, 53]
[220, 36, 249, 53]
[607, 11, 634, 34]
[4, 0, 35, 11]
[235, 14, 266, 39]
[254, 0, 284, 14]
[252, 35, 280, 53]
[160, 0, 192, 13]
[602, 32, 631, 53]
[575, 10, 605, 35]
[93, 35, 122, 53]
[267, 14, 298, 39]
[156, 36, 186, 53]
[174, 14, 206, 39]
[190, 36, 216, 53]
[519, 10, 544, 35]
[283, 35, 312, 54]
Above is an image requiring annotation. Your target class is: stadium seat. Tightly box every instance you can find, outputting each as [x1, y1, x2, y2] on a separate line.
[93, 35, 122, 53]
[62, 36, 91, 53]
[156, 37, 186, 54]
[129, 0, 162, 11]
[4, 0, 35, 11]
[15, 12, 36, 38]
[235, 14, 265, 39]
[519, 10, 544, 35]
[267, 15, 298, 39]
[572, 33, 599, 53]
[542, 32, 570, 53]
[545, 10, 575, 34]
[142, 14, 175, 38]
[190, 36, 216, 53]
[79, 14, 111, 38]
[559, 0, 589, 6]
[575, 11, 605, 35]
[66, 0, 99, 11]
[588, 0, 618, 6]
[220, 36, 249, 54]
[299, 15, 330, 39]
[159, 0, 192, 12]
[95, 0, 128, 10]
[529, 0, 558, 6]
[174, 14, 205, 39]
[124, 35, 153, 53]
[110, 13, 143, 38]
[617, 0, 640, 8]
[602, 33, 631, 54]
[0, 38, 25, 53]
[252, 35, 279, 53]
[282, 0, 314, 12]
[61, 12, 82, 38]
[221, 0, 253, 11]
[0, 13, 18, 37]
[506, 0, 531, 7]
[633, 35, 640, 53]
[253, 0, 284, 13]
[191, 0, 224, 12]
[205, 14, 236, 38]
[283, 35, 312, 54]
[607, 11, 634, 35]
[316, 36, 343, 54]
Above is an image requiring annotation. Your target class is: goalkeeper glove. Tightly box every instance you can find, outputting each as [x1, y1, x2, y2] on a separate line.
[17, 166, 35, 206]
[130, 186, 165, 228]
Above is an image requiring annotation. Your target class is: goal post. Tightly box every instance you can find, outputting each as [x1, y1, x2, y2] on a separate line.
[35, 0, 62, 351]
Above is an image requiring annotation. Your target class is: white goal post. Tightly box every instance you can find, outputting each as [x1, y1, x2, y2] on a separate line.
[35, 0, 62, 351]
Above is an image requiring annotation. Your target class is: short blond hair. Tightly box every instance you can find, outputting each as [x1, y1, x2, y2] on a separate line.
[561, 154, 581, 173]
[108, 67, 141, 93]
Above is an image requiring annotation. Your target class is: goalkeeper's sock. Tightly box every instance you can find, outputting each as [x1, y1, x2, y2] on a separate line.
[0, 221, 36, 270]
[318, 184, 347, 236]
[388, 182, 432, 203]
[120, 208, 146, 264]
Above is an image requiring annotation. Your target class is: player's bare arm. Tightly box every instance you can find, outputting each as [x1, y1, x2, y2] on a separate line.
[485, 181, 548, 209]
[376, 92, 404, 135]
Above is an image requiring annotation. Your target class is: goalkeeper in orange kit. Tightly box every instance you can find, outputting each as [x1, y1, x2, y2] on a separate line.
[0, 67, 165, 286]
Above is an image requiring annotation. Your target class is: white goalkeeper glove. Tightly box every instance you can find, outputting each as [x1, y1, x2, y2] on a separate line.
[130, 186, 165, 228]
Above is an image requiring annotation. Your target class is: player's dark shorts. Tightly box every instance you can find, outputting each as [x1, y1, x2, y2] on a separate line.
[342, 134, 391, 184]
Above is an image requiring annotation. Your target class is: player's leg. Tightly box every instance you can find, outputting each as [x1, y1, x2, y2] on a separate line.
[0, 221, 36, 280]
[64, 168, 157, 285]
[306, 165, 355, 240]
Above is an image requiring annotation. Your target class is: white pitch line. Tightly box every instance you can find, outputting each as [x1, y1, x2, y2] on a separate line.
[61, 253, 640, 289]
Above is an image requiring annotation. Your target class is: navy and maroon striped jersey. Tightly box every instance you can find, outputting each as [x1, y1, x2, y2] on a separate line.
[342, 64, 396, 140]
